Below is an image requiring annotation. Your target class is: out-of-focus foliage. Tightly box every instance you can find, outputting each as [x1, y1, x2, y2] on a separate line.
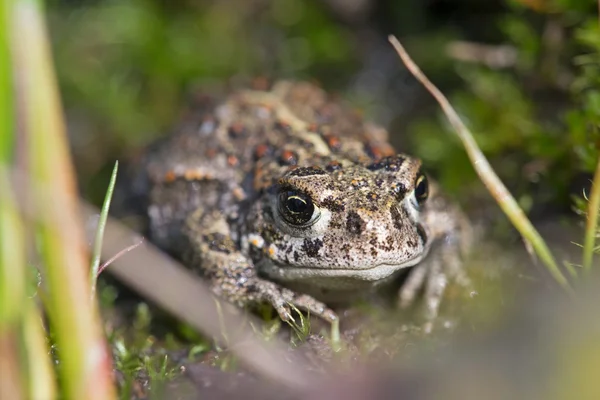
[48, 0, 365, 200]
[48, 0, 598, 213]
[409, 0, 599, 210]
[567, 19, 600, 173]
[39, 2, 600, 395]
[50, 1, 355, 144]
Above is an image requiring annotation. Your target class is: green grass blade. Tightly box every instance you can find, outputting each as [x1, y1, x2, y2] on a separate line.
[0, 0, 21, 330]
[0, 172, 26, 330]
[0, 0, 12, 163]
[90, 160, 119, 297]
[12, 0, 116, 398]
[583, 158, 600, 271]
[22, 301, 57, 399]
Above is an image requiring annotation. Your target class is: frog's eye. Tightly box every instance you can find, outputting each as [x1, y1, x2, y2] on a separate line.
[278, 190, 318, 226]
[414, 174, 429, 205]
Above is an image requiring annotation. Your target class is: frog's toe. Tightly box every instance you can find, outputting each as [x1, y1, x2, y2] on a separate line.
[289, 294, 338, 323]
[422, 256, 446, 322]
[272, 302, 295, 322]
[255, 281, 337, 322]
[253, 281, 294, 321]
[398, 258, 447, 333]
[423, 242, 472, 320]
[447, 254, 471, 288]
[398, 263, 428, 309]
[400, 243, 470, 331]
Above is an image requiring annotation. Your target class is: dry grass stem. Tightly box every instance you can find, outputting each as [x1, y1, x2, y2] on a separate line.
[97, 238, 144, 277]
[81, 202, 315, 391]
[583, 158, 600, 271]
[388, 35, 572, 291]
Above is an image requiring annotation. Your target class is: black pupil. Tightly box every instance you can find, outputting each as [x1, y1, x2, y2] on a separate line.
[416, 175, 428, 203]
[279, 191, 314, 225]
[287, 197, 308, 213]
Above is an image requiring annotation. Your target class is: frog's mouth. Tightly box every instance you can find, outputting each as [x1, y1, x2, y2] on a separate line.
[259, 250, 428, 285]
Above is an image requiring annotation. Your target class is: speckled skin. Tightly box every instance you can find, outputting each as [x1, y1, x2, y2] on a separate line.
[137, 81, 471, 323]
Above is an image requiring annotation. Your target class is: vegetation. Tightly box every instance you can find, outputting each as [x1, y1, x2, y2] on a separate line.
[0, 0, 598, 398]
[1, 0, 114, 398]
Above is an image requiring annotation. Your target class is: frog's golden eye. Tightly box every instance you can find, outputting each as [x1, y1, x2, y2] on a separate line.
[278, 190, 317, 226]
[415, 174, 429, 205]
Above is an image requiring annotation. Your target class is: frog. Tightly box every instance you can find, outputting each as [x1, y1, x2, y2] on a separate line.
[134, 80, 472, 325]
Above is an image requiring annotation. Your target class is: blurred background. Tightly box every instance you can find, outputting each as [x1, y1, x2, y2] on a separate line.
[37, 1, 600, 397]
[47, 0, 598, 219]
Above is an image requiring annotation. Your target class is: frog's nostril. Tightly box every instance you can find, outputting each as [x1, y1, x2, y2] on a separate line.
[346, 210, 365, 234]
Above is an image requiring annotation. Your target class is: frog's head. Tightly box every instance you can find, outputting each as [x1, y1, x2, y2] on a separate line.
[243, 154, 433, 291]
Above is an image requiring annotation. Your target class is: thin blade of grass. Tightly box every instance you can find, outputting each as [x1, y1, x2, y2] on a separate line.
[0, 0, 12, 162]
[563, 260, 579, 279]
[97, 238, 144, 278]
[1, 4, 50, 395]
[0, 333, 23, 400]
[22, 301, 57, 399]
[388, 35, 572, 292]
[0, 0, 22, 329]
[583, 158, 600, 271]
[90, 160, 119, 298]
[0, 173, 52, 400]
[0, 3, 32, 396]
[12, 1, 116, 398]
[81, 202, 314, 391]
[0, 174, 29, 399]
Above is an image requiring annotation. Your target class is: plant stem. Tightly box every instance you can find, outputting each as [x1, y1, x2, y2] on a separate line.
[0, 0, 23, 330]
[0, 0, 12, 162]
[90, 160, 119, 298]
[583, 157, 600, 271]
[0, 333, 23, 400]
[22, 301, 57, 399]
[12, 1, 116, 398]
[388, 35, 572, 292]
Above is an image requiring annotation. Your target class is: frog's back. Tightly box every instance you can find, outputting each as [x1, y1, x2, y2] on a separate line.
[144, 81, 395, 187]
[135, 81, 396, 252]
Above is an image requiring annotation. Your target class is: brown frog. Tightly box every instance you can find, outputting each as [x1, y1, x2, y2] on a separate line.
[135, 81, 472, 324]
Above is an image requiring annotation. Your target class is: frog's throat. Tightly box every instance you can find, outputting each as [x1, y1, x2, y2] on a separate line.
[258, 248, 430, 283]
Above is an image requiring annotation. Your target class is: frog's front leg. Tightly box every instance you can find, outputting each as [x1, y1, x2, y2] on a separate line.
[183, 208, 338, 323]
[398, 188, 472, 324]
